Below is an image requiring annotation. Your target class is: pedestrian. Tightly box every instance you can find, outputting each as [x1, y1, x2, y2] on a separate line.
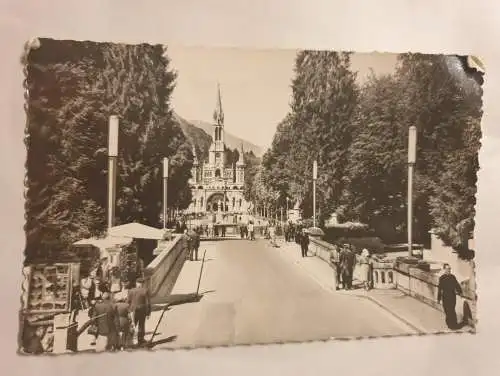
[80, 272, 96, 309]
[114, 293, 132, 350]
[127, 278, 151, 346]
[248, 221, 255, 240]
[330, 245, 342, 290]
[184, 229, 193, 260]
[191, 229, 200, 261]
[437, 263, 463, 330]
[339, 245, 356, 290]
[359, 248, 371, 290]
[300, 229, 309, 257]
[90, 292, 120, 351]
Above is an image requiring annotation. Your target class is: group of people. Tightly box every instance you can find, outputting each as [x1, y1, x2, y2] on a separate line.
[238, 221, 255, 240]
[329, 245, 372, 291]
[184, 227, 201, 261]
[87, 277, 151, 351]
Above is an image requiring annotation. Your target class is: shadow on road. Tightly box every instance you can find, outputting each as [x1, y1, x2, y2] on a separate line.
[146, 335, 178, 349]
[151, 293, 203, 311]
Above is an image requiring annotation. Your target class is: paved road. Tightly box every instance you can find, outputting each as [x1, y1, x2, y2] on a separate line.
[148, 239, 417, 349]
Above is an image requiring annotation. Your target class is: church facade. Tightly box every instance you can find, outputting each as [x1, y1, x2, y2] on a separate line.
[186, 85, 250, 214]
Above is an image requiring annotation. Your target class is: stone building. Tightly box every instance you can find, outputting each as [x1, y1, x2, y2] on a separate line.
[186, 84, 250, 214]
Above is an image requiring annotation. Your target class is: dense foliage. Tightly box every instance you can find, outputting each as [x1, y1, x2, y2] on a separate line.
[258, 51, 482, 255]
[25, 39, 193, 263]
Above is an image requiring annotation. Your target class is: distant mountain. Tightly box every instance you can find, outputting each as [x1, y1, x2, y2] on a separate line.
[189, 119, 264, 157]
[173, 112, 212, 161]
[173, 112, 265, 159]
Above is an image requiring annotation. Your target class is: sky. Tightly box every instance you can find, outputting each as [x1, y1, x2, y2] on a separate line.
[167, 46, 398, 149]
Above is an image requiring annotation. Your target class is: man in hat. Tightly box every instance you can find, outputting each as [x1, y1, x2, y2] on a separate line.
[91, 292, 119, 351]
[300, 229, 310, 257]
[127, 278, 151, 345]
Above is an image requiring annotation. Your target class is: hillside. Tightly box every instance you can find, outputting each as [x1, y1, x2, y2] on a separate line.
[173, 112, 265, 160]
[173, 112, 212, 160]
[189, 119, 264, 157]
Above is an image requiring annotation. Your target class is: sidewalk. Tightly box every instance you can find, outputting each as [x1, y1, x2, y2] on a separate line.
[273, 240, 473, 335]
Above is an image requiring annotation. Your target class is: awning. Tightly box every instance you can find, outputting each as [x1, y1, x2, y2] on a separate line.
[73, 236, 133, 249]
[108, 222, 165, 240]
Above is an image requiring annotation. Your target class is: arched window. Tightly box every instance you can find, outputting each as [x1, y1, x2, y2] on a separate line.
[215, 169, 221, 178]
[239, 199, 242, 207]
[232, 197, 235, 207]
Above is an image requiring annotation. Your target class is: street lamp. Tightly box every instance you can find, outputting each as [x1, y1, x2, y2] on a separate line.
[313, 160, 318, 228]
[107, 115, 119, 230]
[163, 157, 169, 229]
[407, 126, 417, 257]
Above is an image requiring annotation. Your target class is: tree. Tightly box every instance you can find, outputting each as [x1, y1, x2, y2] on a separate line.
[261, 50, 359, 220]
[25, 39, 193, 263]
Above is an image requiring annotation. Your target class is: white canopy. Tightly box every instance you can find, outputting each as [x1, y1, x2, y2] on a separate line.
[108, 222, 165, 240]
[73, 236, 133, 249]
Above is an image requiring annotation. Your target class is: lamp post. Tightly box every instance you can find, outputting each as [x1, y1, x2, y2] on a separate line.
[313, 160, 318, 228]
[407, 126, 417, 257]
[286, 198, 289, 222]
[107, 115, 119, 230]
[163, 157, 169, 229]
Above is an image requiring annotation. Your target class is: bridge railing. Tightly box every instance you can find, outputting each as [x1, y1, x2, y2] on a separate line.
[308, 237, 476, 324]
[144, 234, 189, 297]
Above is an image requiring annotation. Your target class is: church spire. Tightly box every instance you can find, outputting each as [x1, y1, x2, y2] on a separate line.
[192, 145, 199, 166]
[212, 82, 224, 126]
[237, 142, 245, 166]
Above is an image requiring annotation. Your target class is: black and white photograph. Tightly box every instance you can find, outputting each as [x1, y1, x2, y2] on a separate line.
[19, 38, 482, 355]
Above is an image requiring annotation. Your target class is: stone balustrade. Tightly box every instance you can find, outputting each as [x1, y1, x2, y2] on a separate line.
[145, 234, 189, 297]
[308, 237, 476, 324]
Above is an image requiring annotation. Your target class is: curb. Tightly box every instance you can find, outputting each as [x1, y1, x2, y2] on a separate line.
[342, 292, 426, 334]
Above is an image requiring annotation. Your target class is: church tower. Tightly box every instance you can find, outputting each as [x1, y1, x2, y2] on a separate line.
[208, 83, 226, 178]
[190, 145, 199, 185]
[236, 142, 245, 185]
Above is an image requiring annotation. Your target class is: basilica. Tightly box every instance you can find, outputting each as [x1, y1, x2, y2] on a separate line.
[186, 85, 250, 215]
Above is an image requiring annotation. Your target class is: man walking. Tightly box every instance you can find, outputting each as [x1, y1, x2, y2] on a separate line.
[300, 229, 309, 257]
[437, 263, 463, 330]
[339, 245, 356, 290]
[127, 278, 151, 346]
[191, 229, 200, 261]
[90, 292, 119, 351]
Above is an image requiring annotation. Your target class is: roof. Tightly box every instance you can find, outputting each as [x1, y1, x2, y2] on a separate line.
[73, 236, 133, 249]
[108, 222, 166, 240]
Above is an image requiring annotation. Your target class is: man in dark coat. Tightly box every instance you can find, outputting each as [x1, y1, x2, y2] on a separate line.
[190, 229, 201, 261]
[91, 292, 119, 351]
[339, 245, 356, 290]
[127, 278, 151, 345]
[300, 230, 309, 257]
[437, 263, 463, 329]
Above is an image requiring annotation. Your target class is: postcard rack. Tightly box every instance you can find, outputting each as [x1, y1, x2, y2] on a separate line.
[22, 263, 73, 314]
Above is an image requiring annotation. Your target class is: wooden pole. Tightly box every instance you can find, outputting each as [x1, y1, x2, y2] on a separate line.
[196, 249, 207, 296]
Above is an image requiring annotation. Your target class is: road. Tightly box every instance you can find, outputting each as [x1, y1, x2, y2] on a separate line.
[147, 239, 417, 349]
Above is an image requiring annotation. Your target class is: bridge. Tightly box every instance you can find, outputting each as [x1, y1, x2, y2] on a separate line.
[145, 238, 422, 349]
[49, 228, 474, 353]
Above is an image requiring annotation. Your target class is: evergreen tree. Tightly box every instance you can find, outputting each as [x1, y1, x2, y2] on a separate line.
[25, 39, 193, 263]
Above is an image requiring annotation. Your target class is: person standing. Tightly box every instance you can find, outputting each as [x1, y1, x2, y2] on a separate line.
[358, 248, 371, 290]
[248, 221, 255, 240]
[191, 229, 200, 261]
[90, 292, 119, 351]
[127, 278, 151, 346]
[300, 229, 309, 257]
[437, 264, 463, 330]
[114, 294, 132, 350]
[80, 273, 95, 308]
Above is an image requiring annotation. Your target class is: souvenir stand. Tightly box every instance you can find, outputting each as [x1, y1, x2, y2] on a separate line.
[19, 262, 80, 354]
